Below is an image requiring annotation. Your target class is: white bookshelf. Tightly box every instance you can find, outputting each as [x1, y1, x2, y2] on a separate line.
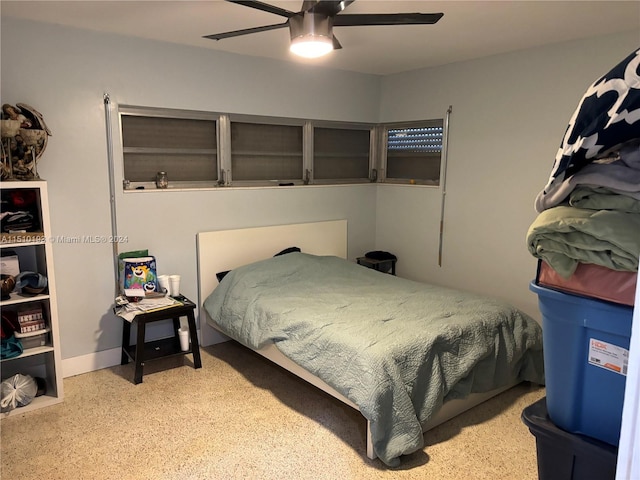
[1, 180, 63, 416]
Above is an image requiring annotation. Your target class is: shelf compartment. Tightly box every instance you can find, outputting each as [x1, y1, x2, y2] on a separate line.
[1, 393, 63, 417]
[1, 291, 50, 306]
[1, 344, 55, 362]
[1, 350, 61, 417]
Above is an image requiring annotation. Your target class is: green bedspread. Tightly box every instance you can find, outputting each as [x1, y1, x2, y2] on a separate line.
[203, 253, 544, 467]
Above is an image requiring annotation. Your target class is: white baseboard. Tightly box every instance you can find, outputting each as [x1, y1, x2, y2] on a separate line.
[61, 328, 227, 378]
[62, 347, 123, 378]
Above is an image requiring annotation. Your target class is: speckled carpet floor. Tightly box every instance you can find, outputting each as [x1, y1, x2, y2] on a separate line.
[1, 341, 545, 480]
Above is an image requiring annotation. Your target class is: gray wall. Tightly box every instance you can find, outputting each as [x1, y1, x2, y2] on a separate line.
[376, 31, 639, 319]
[1, 18, 380, 360]
[2, 16, 637, 366]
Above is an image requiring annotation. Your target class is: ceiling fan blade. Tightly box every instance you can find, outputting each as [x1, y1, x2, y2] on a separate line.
[226, 0, 296, 18]
[302, 0, 357, 16]
[333, 12, 444, 27]
[203, 21, 289, 41]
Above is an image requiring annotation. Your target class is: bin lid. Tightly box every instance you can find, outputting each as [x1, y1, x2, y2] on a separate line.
[522, 397, 618, 457]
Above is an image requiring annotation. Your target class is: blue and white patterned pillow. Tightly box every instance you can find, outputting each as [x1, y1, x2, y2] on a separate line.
[538, 48, 640, 206]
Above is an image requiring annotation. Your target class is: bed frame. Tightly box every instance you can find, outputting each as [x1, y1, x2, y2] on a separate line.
[196, 220, 513, 460]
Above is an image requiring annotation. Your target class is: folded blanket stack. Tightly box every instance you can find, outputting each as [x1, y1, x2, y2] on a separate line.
[527, 48, 640, 279]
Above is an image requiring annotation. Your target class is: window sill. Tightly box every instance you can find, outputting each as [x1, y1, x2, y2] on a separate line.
[122, 181, 378, 192]
[122, 181, 439, 192]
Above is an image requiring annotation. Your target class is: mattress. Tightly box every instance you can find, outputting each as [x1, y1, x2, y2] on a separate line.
[536, 260, 636, 307]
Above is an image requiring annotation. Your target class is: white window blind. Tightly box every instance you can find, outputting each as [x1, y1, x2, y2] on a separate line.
[386, 120, 443, 184]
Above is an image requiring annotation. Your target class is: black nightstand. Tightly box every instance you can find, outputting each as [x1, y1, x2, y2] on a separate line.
[120, 295, 202, 384]
[357, 256, 397, 275]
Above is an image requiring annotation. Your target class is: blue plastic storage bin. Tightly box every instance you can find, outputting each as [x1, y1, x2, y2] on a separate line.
[529, 281, 633, 446]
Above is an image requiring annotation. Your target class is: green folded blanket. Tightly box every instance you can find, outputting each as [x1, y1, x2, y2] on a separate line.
[526, 205, 640, 278]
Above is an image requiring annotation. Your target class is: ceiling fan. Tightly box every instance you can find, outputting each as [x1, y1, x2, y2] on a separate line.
[203, 0, 444, 58]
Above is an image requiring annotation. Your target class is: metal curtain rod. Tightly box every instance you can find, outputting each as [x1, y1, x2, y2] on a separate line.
[438, 105, 453, 267]
[103, 93, 120, 296]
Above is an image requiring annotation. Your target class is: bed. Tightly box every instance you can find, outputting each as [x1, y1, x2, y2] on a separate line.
[197, 220, 545, 466]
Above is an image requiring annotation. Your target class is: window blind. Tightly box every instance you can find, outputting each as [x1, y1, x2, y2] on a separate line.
[121, 115, 217, 183]
[314, 127, 370, 180]
[386, 120, 443, 183]
[231, 122, 302, 181]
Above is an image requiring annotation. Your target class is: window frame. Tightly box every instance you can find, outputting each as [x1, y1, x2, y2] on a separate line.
[381, 119, 444, 186]
[224, 113, 306, 187]
[119, 105, 221, 190]
[310, 120, 376, 185]
[118, 105, 444, 191]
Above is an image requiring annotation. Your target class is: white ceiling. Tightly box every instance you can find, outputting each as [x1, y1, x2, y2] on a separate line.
[2, 1, 639, 75]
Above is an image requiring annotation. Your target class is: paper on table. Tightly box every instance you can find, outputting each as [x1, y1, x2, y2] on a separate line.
[114, 296, 183, 322]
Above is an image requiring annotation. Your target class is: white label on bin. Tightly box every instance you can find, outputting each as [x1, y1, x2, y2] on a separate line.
[588, 338, 628, 376]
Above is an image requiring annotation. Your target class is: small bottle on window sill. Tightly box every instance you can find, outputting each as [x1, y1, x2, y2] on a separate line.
[156, 171, 168, 189]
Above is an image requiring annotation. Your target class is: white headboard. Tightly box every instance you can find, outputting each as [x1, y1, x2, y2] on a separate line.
[196, 220, 347, 346]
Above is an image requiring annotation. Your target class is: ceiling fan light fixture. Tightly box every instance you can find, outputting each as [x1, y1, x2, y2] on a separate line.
[289, 12, 334, 59]
[290, 34, 333, 58]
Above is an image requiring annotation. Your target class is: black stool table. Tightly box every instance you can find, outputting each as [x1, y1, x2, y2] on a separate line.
[120, 295, 202, 384]
[357, 256, 397, 275]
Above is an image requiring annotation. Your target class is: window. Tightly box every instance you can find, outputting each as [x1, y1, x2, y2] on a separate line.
[313, 126, 372, 183]
[118, 105, 445, 190]
[120, 106, 218, 187]
[230, 121, 302, 183]
[384, 120, 443, 185]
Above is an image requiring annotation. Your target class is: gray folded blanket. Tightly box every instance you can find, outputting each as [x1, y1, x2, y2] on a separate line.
[569, 186, 640, 213]
[535, 142, 640, 213]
